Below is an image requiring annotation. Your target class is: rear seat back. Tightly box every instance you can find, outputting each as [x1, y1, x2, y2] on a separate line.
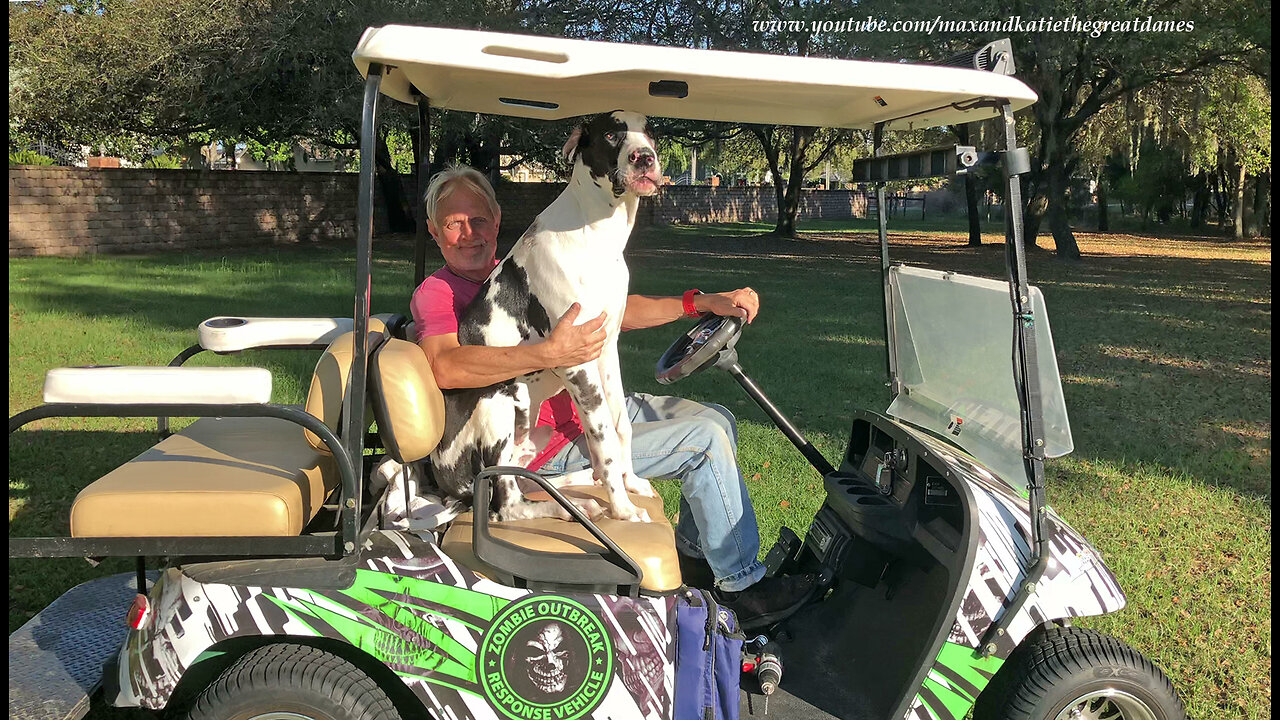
[368, 338, 446, 462]
[304, 318, 388, 452]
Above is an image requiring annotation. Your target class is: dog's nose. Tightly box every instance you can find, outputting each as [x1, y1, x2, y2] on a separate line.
[630, 149, 655, 169]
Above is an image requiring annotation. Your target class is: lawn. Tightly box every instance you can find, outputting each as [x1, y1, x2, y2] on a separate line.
[8, 219, 1271, 718]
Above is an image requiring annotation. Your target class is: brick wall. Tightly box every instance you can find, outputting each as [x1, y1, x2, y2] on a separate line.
[646, 185, 866, 225]
[9, 166, 867, 257]
[9, 166, 359, 256]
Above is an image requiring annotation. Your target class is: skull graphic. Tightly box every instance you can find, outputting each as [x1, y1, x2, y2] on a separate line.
[524, 622, 571, 694]
[617, 608, 663, 699]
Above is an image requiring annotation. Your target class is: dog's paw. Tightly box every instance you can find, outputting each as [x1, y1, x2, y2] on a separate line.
[611, 501, 652, 523]
[576, 498, 608, 519]
[624, 475, 657, 497]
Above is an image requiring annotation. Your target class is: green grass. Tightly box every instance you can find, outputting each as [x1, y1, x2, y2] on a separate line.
[8, 221, 1271, 717]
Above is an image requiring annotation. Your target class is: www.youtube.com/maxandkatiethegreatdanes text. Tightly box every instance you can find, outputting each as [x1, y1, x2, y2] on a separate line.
[754, 16, 1195, 38]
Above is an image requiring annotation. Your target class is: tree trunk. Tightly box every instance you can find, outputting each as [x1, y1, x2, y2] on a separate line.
[964, 175, 982, 245]
[376, 133, 414, 233]
[1045, 164, 1082, 259]
[1253, 171, 1271, 237]
[1242, 174, 1264, 238]
[1096, 174, 1109, 232]
[774, 128, 808, 237]
[1022, 178, 1046, 248]
[1232, 162, 1246, 240]
[956, 125, 982, 245]
[1191, 171, 1208, 228]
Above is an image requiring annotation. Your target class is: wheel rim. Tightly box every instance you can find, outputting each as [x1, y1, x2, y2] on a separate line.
[1054, 689, 1160, 720]
[247, 714, 318, 720]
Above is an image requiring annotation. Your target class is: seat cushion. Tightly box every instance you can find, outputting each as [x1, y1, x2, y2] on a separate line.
[70, 415, 337, 538]
[441, 487, 683, 593]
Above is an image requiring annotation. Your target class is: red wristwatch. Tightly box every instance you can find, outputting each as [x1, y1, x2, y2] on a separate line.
[682, 289, 702, 318]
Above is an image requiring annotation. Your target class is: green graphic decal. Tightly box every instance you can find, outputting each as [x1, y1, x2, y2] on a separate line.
[477, 596, 614, 720]
[264, 569, 511, 695]
[915, 641, 1004, 719]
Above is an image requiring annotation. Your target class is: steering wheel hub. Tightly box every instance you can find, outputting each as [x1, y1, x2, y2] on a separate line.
[655, 314, 744, 384]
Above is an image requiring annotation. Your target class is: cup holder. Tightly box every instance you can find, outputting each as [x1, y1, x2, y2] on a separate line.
[845, 485, 876, 496]
[205, 317, 248, 329]
[855, 495, 892, 506]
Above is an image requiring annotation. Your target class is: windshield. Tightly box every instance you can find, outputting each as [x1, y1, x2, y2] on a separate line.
[885, 265, 1073, 492]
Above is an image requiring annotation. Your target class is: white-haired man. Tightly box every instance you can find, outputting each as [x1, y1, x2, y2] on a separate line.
[410, 165, 814, 629]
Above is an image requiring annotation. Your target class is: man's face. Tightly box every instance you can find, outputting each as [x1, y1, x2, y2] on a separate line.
[429, 186, 500, 281]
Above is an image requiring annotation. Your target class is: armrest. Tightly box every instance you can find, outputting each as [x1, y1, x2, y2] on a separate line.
[43, 367, 272, 405]
[472, 466, 644, 597]
[198, 316, 356, 352]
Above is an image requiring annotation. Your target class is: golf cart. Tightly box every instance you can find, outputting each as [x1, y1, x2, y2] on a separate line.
[8, 26, 1185, 720]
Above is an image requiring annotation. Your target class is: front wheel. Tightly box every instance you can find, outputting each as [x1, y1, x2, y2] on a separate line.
[974, 626, 1185, 720]
[187, 643, 402, 720]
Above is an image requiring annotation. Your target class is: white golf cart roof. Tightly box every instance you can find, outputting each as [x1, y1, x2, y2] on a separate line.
[353, 26, 1037, 130]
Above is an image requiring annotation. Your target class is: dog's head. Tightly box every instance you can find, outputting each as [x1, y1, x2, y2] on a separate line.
[562, 111, 661, 198]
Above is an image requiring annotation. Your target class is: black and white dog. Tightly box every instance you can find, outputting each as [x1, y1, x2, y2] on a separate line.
[431, 111, 661, 522]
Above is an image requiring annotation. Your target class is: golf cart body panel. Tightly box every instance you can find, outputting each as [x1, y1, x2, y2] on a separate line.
[774, 410, 1122, 720]
[885, 265, 1074, 494]
[112, 532, 677, 719]
[352, 26, 1037, 130]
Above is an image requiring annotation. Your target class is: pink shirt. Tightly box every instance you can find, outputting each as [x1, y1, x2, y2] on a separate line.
[411, 261, 582, 471]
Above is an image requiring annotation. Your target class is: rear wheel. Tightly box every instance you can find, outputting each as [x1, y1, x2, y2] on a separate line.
[187, 643, 401, 720]
[975, 626, 1185, 720]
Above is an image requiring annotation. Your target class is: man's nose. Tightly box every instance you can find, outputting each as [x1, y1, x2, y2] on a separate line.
[630, 149, 655, 169]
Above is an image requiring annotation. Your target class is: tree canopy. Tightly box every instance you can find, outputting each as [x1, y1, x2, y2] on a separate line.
[9, 0, 1271, 245]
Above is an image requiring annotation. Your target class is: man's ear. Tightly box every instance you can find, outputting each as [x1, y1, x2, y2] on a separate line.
[561, 124, 585, 162]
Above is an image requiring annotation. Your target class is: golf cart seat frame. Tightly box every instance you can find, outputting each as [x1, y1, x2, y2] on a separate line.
[10, 314, 677, 596]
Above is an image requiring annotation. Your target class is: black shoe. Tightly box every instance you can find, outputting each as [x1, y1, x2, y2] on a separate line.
[678, 553, 717, 590]
[714, 573, 818, 631]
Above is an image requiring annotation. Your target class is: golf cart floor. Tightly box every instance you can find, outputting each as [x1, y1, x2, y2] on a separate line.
[8, 572, 145, 720]
[740, 560, 951, 719]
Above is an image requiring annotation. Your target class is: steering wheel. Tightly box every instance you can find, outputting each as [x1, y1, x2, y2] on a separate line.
[656, 313, 745, 384]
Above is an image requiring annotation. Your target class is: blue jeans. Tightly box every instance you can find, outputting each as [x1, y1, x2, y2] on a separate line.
[540, 392, 766, 592]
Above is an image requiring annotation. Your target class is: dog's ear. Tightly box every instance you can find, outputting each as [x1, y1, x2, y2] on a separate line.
[561, 124, 585, 162]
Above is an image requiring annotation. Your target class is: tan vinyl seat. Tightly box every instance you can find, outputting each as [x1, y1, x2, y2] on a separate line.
[69, 322, 387, 538]
[441, 487, 683, 593]
[366, 337, 683, 593]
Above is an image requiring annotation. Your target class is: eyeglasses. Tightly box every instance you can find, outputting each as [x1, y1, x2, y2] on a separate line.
[442, 216, 492, 233]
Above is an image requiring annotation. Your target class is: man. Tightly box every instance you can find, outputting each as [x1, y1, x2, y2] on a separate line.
[411, 165, 813, 629]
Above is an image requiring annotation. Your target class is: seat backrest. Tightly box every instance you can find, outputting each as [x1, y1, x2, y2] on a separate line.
[302, 317, 388, 452]
[368, 338, 446, 463]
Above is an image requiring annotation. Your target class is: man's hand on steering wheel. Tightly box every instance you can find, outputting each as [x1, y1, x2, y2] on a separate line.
[696, 287, 760, 324]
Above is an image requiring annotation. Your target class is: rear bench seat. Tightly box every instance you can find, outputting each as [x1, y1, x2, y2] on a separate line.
[67, 321, 386, 538]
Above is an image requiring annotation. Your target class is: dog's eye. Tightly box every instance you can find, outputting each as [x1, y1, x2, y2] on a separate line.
[606, 132, 618, 143]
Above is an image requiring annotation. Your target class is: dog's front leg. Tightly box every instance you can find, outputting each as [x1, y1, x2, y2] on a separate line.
[597, 343, 655, 498]
[559, 362, 650, 522]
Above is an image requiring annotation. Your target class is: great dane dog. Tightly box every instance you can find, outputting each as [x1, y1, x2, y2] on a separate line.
[431, 111, 661, 522]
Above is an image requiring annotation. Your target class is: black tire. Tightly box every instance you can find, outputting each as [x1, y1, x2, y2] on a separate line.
[974, 626, 1185, 720]
[186, 643, 402, 720]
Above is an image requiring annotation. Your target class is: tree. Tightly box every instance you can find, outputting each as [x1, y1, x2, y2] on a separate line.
[9, 0, 557, 231]
[855, 0, 1268, 257]
[1189, 69, 1271, 238]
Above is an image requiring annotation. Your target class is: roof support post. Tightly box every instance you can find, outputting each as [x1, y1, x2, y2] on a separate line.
[873, 123, 900, 401]
[344, 63, 385, 554]
[414, 94, 432, 289]
[980, 100, 1050, 656]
